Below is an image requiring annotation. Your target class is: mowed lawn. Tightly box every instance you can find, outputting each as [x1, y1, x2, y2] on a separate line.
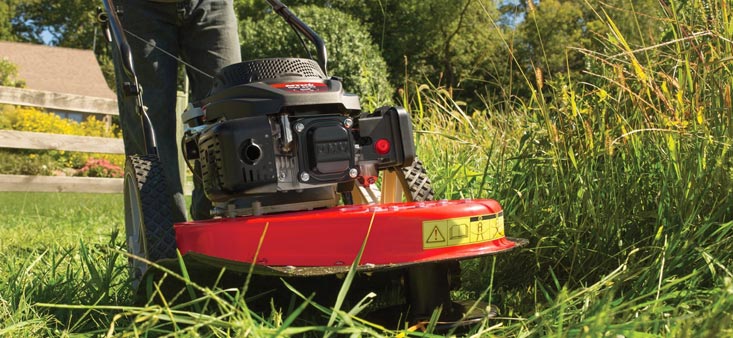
[0, 192, 124, 251]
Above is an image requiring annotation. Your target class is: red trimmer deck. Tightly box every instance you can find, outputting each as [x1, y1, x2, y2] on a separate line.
[175, 199, 523, 273]
[173, 198, 525, 326]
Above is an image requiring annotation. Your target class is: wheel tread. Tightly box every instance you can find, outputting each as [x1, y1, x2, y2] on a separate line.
[128, 155, 177, 262]
[400, 158, 435, 202]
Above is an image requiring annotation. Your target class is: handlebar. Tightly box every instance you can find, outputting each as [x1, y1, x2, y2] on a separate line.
[265, 0, 328, 76]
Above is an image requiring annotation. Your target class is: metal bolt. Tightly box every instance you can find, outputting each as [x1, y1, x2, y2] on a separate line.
[278, 171, 286, 182]
[294, 122, 305, 133]
[343, 118, 353, 128]
[348, 168, 358, 178]
[299, 172, 310, 182]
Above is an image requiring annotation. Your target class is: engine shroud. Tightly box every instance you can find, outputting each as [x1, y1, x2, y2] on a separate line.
[183, 58, 415, 210]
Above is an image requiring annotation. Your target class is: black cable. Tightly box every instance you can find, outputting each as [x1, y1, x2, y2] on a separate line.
[287, 22, 314, 61]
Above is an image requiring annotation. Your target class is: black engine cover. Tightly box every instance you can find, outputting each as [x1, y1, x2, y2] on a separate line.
[294, 115, 356, 183]
[198, 116, 277, 202]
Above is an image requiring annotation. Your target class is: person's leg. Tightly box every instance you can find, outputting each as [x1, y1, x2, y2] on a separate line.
[118, 0, 187, 223]
[180, 0, 241, 100]
[180, 0, 241, 220]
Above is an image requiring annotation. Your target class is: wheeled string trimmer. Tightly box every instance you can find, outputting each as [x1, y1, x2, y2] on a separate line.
[103, 0, 527, 328]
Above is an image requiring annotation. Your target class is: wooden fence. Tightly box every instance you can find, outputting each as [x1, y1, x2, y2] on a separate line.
[0, 86, 192, 194]
[0, 86, 125, 193]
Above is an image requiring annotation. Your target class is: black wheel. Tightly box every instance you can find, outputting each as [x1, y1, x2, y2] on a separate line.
[398, 158, 435, 202]
[123, 154, 176, 289]
[356, 157, 435, 204]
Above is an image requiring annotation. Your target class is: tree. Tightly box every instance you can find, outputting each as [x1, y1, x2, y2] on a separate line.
[516, 0, 587, 85]
[236, 0, 507, 102]
[497, 0, 664, 98]
[328, 0, 506, 100]
[11, 0, 98, 47]
[0, 2, 16, 41]
[0, 0, 35, 42]
[583, 0, 665, 54]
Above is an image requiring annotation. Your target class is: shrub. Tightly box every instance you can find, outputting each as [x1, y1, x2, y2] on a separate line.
[75, 158, 123, 178]
[0, 58, 25, 88]
[0, 150, 56, 176]
[240, 5, 394, 111]
[0, 105, 15, 129]
[0, 106, 124, 177]
[8, 106, 120, 138]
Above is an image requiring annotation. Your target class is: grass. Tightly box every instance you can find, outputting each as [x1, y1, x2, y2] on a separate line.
[401, 1, 733, 335]
[3, 1, 733, 337]
[0, 192, 122, 250]
[0, 193, 128, 336]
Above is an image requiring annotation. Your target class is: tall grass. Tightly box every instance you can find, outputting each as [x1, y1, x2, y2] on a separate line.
[2, 1, 733, 336]
[0, 193, 129, 336]
[407, 1, 733, 335]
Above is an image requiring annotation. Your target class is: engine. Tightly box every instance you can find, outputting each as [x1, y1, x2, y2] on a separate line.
[182, 58, 415, 216]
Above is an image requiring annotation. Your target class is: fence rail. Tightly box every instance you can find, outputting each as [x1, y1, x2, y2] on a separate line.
[0, 86, 124, 193]
[0, 174, 122, 193]
[0, 86, 117, 116]
[0, 130, 124, 153]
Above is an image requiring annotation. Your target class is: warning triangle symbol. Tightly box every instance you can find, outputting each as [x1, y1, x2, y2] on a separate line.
[426, 226, 446, 243]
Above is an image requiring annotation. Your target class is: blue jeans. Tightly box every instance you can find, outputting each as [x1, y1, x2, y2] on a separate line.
[114, 0, 241, 221]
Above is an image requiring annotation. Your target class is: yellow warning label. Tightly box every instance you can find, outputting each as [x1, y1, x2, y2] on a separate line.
[422, 212, 504, 249]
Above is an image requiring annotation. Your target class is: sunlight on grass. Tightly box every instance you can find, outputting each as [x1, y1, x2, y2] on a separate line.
[0, 192, 123, 251]
[2, 1, 733, 336]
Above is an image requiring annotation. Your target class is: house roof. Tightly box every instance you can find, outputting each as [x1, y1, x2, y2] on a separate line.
[0, 41, 116, 100]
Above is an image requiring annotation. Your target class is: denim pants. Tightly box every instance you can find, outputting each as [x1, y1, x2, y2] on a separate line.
[113, 0, 241, 221]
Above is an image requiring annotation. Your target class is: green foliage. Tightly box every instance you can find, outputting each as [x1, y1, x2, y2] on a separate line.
[518, 0, 587, 80]
[309, 0, 506, 101]
[0, 0, 24, 42]
[0, 58, 25, 88]
[12, 0, 98, 47]
[97, 53, 116, 91]
[0, 106, 124, 177]
[233, 0, 266, 20]
[0, 150, 57, 176]
[240, 5, 394, 111]
[0, 2, 13, 41]
[583, 0, 664, 52]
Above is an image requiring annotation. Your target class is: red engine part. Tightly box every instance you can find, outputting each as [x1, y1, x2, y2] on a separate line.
[175, 199, 522, 271]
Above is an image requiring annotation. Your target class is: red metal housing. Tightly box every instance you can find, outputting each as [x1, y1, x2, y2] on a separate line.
[175, 199, 521, 270]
